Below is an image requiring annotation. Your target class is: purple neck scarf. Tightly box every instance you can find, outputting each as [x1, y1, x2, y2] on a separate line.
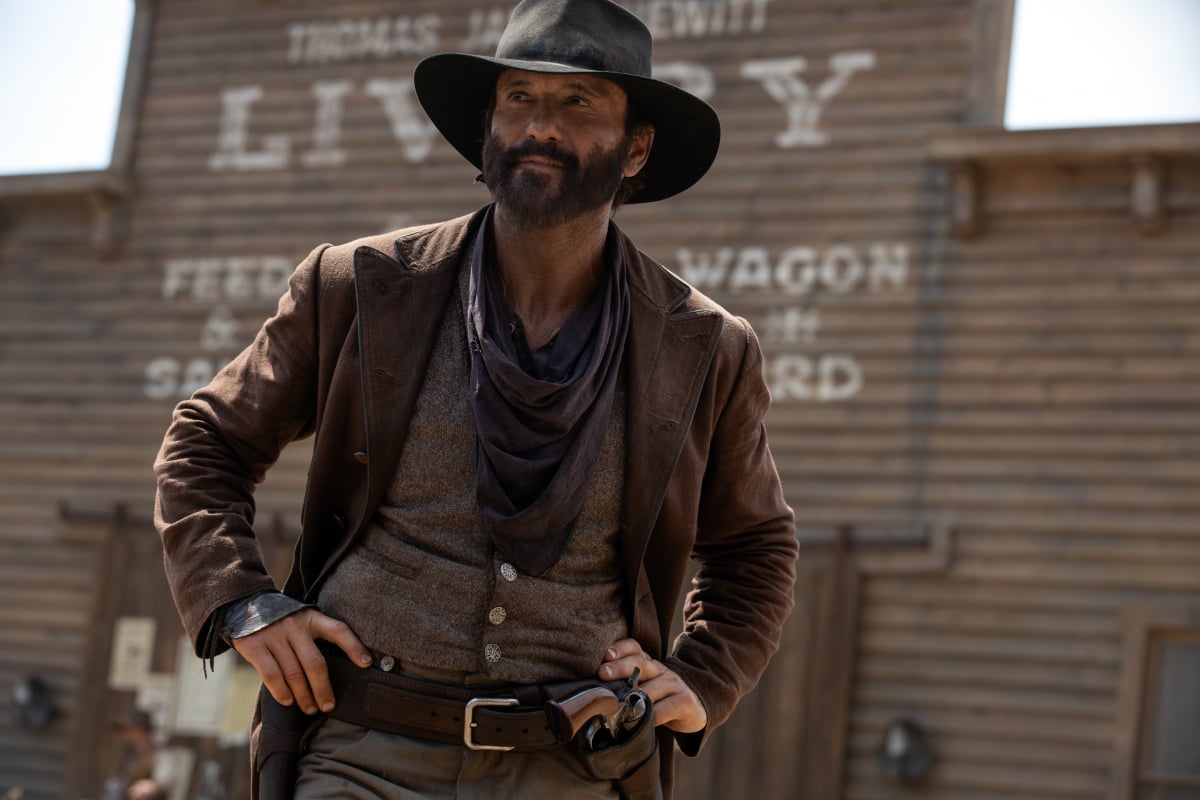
[465, 207, 630, 575]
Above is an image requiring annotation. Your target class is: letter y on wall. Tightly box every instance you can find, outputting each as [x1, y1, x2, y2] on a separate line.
[741, 51, 876, 147]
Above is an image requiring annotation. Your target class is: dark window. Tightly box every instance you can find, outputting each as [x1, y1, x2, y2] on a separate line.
[1136, 632, 1200, 799]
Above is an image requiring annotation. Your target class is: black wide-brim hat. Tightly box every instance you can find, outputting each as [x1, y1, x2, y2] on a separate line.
[414, 0, 721, 204]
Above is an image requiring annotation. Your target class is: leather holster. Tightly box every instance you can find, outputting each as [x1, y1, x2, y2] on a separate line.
[570, 696, 663, 800]
[252, 685, 318, 800]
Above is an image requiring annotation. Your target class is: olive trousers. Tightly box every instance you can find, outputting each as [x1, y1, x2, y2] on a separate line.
[294, 716, 619, 799]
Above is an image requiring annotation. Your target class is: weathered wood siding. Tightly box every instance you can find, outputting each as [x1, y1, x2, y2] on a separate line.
[1, 0, 1198, 798]
[843, 150, 1200, 800]
[0, 192, 122, 798]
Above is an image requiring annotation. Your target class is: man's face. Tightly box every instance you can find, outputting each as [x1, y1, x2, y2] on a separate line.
[482, 69, 651, 229]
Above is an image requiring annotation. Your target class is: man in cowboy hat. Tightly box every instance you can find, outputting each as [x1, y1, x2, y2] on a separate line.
[154, 0, 797, 797]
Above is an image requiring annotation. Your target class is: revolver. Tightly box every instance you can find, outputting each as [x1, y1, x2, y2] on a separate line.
[546, 668, 650, 751]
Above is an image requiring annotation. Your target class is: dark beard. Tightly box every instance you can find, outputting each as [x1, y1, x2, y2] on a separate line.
[481, 133, 630, 230]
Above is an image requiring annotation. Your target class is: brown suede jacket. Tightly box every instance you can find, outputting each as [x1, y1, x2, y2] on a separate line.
[153, 207, 797, 795]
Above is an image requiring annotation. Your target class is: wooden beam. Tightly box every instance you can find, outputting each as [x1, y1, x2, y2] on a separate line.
[109, 0, 158, 176]
[950, 161, 981, 239]
[966, 0, 1016, 126]
[1130, 155, 1165, 235]
[928, 123, 1200, 164]
[0, 170, 128, 199]
[796, 518, 955, 574]
[0, 170, 131, 257]
[927, 124, 1200, 237]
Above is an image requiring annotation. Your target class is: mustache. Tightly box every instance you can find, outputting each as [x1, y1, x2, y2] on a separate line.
[496, 139, 580, 172]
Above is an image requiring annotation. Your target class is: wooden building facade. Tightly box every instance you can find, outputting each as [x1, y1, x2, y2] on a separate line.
[1, 1, 1198, 798]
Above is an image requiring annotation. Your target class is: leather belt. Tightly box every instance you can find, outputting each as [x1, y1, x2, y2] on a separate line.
[323, 652, 618, 752]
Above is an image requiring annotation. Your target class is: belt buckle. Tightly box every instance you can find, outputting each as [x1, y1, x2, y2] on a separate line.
[463, 697, 519, 751]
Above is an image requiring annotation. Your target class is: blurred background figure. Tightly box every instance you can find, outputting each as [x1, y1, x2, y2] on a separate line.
[102, 710, 173, 800]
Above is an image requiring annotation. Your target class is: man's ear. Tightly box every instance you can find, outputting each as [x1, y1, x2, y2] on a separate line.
[623, 125, 655, 178]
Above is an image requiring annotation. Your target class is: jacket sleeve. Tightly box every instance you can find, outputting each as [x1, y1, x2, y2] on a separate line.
[663, 320, 798, 755]
[153, 243, 330, 657]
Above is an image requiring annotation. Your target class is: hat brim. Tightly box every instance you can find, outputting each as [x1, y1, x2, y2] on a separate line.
[414, 53, 720, 204]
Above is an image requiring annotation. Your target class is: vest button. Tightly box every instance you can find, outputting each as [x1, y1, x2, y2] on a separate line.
[379, 655, 396, 672]
[484, 644, 502, 663]
[488, 607, 507, 625]
[499, 563, 518, 582]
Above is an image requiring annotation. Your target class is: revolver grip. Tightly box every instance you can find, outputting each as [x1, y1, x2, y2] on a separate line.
[546, 686, 621, 742]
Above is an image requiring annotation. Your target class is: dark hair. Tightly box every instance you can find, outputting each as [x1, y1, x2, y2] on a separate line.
[613, 98, 652, 209]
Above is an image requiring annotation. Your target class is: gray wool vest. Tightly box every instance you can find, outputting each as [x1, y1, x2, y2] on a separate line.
[317, 269, 628, 685]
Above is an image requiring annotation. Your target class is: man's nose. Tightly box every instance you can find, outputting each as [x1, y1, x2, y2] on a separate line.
[522, 99, 562, 140]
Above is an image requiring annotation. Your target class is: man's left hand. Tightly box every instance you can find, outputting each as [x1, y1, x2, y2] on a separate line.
[599, 638, 707, 734]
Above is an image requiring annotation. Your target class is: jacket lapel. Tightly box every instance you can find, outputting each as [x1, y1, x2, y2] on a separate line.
[351, 213, 483, 532]
[621, 253, 723, 600]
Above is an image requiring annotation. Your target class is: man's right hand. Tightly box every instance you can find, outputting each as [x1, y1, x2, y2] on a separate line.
[231, 608, 372, 716]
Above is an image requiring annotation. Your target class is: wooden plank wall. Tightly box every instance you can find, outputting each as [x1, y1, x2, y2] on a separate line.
[2, 0, 1199, 798]
[0, 195, 122, 799]
[674, 559, 860, 799]
[840, 157, 1200, 800]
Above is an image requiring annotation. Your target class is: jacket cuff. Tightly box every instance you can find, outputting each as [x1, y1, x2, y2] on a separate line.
[662, 654, 714, 756]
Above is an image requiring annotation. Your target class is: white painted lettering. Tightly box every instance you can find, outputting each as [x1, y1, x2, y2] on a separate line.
[818, 354, 862, 402]
[160, 257, 293, 303]
[182, 358, 221, 397]
[770, 354, 813, 401]
[144, 357, 181, 400]
[365, 78, 438, 163]
[462, 8, 508, 52]
[639, 1, 670, 37]
[143, 357, 234, 401]
[223, 258, 256, 301]
[407, 15, 442, 55]
[676, 243, 908, 294]
[741, 51, 876, 147]
[653, 62, 715, 101]
[259, 258, 292, 299]
[200, 306, 240, 352]
[768, 354, 863, 402]
[676, 247, 734, 288]
[672, 0, 712, 38]
[868, 243, 908, 291]
[191, 259, 225, 303]
[162, 260, 192, 300]
[302, 80, 353, 168]
[629, 0, 772, 39]
[820, 244, 863, 294]
[208, 86, 291, 172]
[774, 247, 818, 295]
[729, 247, 772, 292]
[286, 23, 307, 64]
[285, 15, 441, 65]
[760, 307, 821, 345]
[747, 0, 770, 32]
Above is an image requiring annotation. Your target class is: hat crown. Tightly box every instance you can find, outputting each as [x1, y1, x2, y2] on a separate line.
[495, 0, 652, 78]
